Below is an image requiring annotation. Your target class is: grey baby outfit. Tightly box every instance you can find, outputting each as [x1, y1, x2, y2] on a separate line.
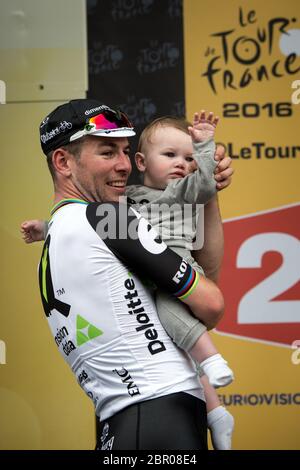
[126, 138, 217, 353]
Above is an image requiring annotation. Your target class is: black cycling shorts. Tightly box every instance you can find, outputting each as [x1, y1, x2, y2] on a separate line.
[96, 392, 207, 450]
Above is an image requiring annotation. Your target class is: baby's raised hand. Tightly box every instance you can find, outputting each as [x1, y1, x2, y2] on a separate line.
[188, 110, 219, 143]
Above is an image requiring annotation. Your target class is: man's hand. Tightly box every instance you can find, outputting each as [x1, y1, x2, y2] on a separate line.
[188, 110, 219, 143]
[214, 145, 234, 191]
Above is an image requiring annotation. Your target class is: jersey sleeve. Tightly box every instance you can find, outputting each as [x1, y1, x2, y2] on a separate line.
[159, 138, 217, 205]
[86, 202, 200, 300]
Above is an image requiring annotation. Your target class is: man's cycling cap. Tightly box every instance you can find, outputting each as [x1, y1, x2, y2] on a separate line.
[39, 99, 135, 155]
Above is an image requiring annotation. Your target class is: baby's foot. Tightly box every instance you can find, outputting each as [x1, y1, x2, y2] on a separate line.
[207, 406, 234, 450]
[200, 353, 234, 388]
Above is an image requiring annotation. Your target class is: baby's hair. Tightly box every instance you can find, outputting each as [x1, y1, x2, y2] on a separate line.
[137, 116, 192, 154]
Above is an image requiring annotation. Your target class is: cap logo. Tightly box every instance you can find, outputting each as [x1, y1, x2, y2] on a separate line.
[85, 105, 111, 116]
[40, 116, 50, 129]
[40, 121, 72, 144]
[84, 123, 95, 131]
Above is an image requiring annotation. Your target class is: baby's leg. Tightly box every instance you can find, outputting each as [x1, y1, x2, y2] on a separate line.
[191, 335, 234, 387]
[155, 289, 206, 352]
[201, 374, 234, 450]
[156, 290, 234, 387]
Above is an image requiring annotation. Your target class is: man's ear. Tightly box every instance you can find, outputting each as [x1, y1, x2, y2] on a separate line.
[52, 148, 73, 177]
[135, 152, 146, 172]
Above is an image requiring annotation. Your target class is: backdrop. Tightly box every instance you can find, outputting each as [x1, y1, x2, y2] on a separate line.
[0, 0, 299, 450]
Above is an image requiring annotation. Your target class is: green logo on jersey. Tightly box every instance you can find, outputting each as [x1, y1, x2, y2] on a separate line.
[76, 315, 103, 346]
[41, 245, 49, 303]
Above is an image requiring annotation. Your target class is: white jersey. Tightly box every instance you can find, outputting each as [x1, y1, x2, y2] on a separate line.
[39, 201, 204, 420]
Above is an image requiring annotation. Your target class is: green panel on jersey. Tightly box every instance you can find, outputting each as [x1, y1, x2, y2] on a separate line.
[39, 236, 71, 318]
[41, 245, 48, 302]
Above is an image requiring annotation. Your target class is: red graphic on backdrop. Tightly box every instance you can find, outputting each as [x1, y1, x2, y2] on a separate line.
[217, 204, 300, 346]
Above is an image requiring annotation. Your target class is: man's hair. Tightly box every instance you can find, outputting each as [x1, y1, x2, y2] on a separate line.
[46, 138, 87, 181]
[137, 116, 192, 154]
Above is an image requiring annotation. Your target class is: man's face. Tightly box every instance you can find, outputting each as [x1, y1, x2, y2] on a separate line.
[70, 136, 132, 202]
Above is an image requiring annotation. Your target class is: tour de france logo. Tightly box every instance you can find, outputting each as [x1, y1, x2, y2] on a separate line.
[202, 7, 300, 94]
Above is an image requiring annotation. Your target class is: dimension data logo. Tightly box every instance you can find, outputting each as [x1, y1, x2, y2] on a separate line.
[76, 315, 103, 346]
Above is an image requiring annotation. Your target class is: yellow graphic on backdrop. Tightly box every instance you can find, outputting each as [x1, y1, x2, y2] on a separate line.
[184, 0, 300, 450]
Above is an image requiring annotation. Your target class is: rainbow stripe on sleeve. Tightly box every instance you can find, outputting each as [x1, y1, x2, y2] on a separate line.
[174, 268, 200, 300]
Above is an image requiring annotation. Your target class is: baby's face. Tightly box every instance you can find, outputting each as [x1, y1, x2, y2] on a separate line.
[142, 126, 196, 189]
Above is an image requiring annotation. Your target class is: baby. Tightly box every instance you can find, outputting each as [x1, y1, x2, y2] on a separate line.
[127, 111, 235, 449]
[126, 111, 234, 386]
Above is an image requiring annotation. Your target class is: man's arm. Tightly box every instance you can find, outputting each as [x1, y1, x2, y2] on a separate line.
[192, 145, 233, 283]
[192, 194, 223, 284]
[86, 202, 224, 330]
[180, 267, 224, 330]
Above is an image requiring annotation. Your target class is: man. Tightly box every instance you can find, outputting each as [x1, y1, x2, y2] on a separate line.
[37, 99, 232, 450]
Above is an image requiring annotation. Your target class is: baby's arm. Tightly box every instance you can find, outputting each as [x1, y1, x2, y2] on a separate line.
[161, 110, 218, 205]
[186, 110, 219, 202]
[21, 220, 47, 243]
[192, 148, 234, 283]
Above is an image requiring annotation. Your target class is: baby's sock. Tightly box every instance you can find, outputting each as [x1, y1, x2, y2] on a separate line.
[207, 405, 234, 450]
[200, 353, 234, 388]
